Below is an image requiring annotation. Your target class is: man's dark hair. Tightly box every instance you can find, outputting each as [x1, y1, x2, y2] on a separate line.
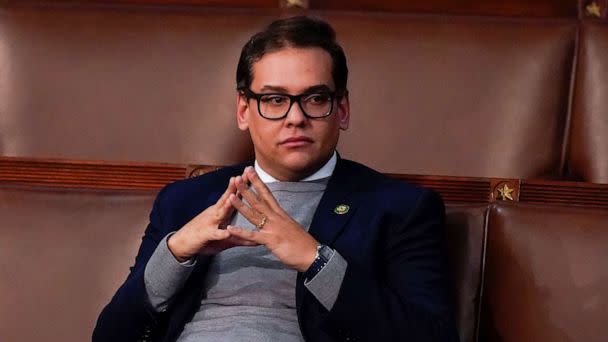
[236, 16, 348, 96]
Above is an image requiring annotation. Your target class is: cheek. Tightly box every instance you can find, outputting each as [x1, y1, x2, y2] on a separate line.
[250, 121, 277, 146]
[317, 121, 341, 141]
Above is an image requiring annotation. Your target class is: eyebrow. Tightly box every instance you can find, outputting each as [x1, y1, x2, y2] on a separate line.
[259, 84, 333, 94]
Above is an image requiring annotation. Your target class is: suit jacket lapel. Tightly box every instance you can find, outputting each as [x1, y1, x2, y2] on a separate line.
[308, 157, 360, 246]
[297, 158, 361, 321]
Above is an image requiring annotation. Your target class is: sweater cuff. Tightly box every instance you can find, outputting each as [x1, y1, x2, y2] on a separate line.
[304, 249, 347, 311]
[144, 232, 197, 312]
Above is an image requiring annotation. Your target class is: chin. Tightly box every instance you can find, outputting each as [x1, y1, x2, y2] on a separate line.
[279, 153, 326, 175]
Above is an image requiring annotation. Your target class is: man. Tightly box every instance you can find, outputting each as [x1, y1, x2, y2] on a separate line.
[93, 16, 459, 342]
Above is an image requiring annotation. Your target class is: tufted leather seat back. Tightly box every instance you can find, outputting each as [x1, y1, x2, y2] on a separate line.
[0, 5, 577, 179]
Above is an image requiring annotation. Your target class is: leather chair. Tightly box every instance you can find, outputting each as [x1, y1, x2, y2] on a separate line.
[0, 185, 156, 342]
[0, 4, 577, 180]
[568, 21, 608, 184]
[0, 5, 260, 165]
[323, 12, 576, 178]
[480, 202, 608, 342]
[445, 204, 488, 342]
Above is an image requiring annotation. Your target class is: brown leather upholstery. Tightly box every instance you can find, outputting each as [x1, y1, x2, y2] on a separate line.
[0, 4, 576, 179]
[0, 5, 265, 165]
[568, 21, 608, 184]
[481, 203, 608, 342]
[322, 13, 576, 177]
[0, 186, 155, 342]
[445, 204, 487, 342]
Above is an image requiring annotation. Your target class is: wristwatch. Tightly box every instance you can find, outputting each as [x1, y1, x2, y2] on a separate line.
[304, 244, 334, 281]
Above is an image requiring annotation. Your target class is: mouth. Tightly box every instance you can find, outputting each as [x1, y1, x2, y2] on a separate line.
[280, 136, 314, 148]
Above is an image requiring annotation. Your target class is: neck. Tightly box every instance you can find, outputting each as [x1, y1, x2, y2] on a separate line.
[257, 162, 320, 182]
[255, 152, 336, 182]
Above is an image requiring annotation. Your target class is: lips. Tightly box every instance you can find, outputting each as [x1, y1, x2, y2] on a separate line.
[280, 136, 314, 147]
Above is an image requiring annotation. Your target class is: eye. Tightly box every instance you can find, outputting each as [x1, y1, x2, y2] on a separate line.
[304, 93, 331, 105]
[260, 95, 288, 106]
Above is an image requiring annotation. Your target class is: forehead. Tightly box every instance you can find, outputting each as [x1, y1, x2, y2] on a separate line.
[250, 47, 334, 92]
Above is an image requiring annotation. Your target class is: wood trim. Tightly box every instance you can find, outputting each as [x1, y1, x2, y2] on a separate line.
[309, 0, 579, 17]
[520, 179, 608, 209]
[310, 0, 579, 18]
[0, 157, 187, 190]
[2, 157, 608, 209]
[2, 0, 279, 9]
[388, 174, 491, 204]
[101, 0, 278, 8]
[5, 0, 579, 17]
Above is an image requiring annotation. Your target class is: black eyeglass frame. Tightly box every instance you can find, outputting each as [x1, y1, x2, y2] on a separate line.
[239, 88, 338, 120]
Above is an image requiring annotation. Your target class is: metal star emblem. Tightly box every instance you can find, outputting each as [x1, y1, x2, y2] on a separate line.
[497, 184, 515, 201]
[586, 2, 602, 17]
[285, 0, 306, 8]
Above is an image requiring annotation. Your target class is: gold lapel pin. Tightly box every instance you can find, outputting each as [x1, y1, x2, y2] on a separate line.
[334, 204, 350, 215]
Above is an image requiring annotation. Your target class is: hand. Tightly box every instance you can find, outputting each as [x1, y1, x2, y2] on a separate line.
[168, 177, 260, 262]
[227, 167, 319, 272]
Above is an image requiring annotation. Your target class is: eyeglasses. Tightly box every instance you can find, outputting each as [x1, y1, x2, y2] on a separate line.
[240, 88, 336, 120]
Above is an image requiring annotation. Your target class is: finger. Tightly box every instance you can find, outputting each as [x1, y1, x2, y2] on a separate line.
[216, 198, 235, 227]
[216, 177, 236, 207]
[245, 167, 280, 210]
[234, 175, 264, 212]
[212, 180, 236, 224]
[205, 228, 230, 241]
[229, 193, 262, 225]
[226, 235, 261, 247]
[227, 225, 267, 245]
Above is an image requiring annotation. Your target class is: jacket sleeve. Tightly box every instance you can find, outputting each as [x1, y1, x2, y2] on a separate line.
[321, 190, 460, 342]
[92, 186, 170, 342]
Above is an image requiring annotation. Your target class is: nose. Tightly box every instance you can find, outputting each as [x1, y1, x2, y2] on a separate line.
[284, 100, 307, 127]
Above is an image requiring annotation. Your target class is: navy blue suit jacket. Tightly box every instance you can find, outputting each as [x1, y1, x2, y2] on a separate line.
[93, 158, 459, 341]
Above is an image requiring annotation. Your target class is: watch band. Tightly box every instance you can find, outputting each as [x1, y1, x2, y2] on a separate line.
[304, 244, 333, 281]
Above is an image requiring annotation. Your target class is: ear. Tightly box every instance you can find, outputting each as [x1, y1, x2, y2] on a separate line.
[236, 92, 250, 131]
[336, 92, 350, 130]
